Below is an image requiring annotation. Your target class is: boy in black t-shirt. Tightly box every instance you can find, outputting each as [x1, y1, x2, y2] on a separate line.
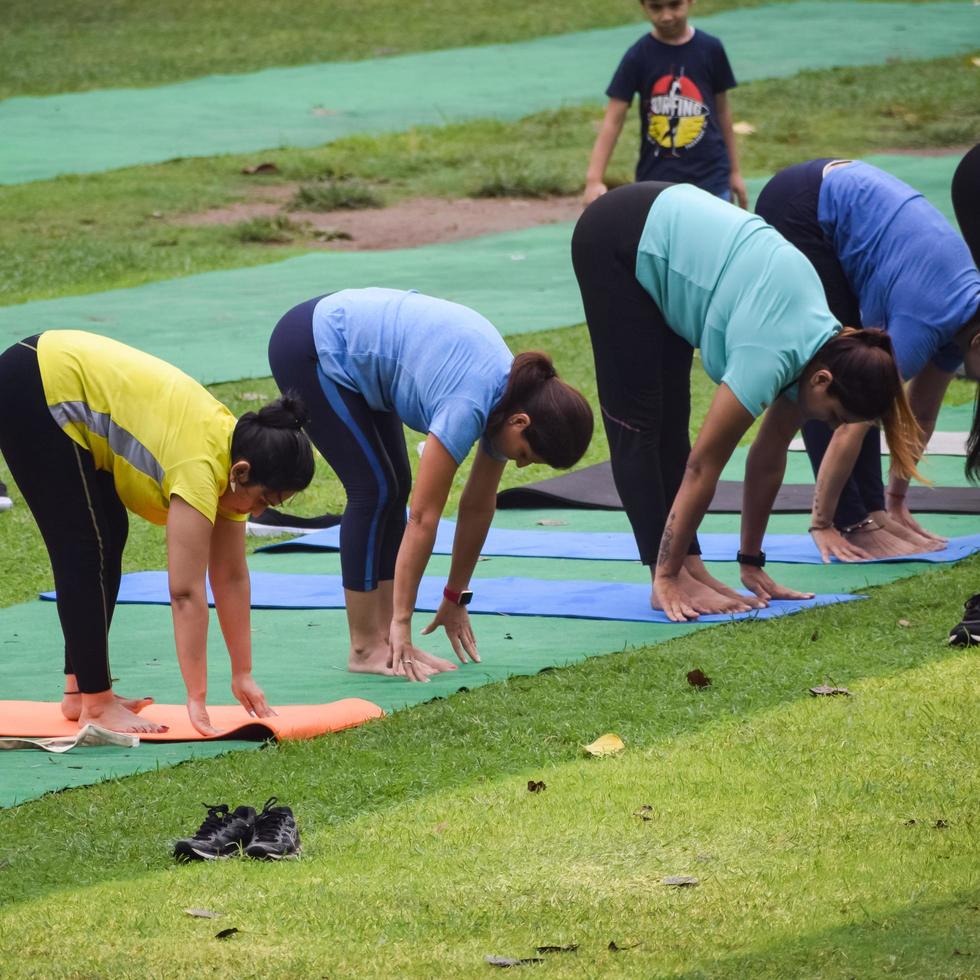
[583, 0, 747, 208]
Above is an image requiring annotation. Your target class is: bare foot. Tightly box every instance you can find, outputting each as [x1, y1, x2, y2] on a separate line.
[62, 691, 154, 722]
[78, 698, 168, 734]
[652, 568, 754, 618]
[870, 510, 945, 553]
[844, 526, 922, 559]
[683, 556, 765, 609]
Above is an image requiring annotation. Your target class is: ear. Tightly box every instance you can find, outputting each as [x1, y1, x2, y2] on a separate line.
[230, 460, 252, 485]
[508, 412, 531, 431]
[809, 368, 833, 390]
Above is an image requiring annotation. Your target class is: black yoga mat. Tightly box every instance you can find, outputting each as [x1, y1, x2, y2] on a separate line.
[496, 462, 980, 514]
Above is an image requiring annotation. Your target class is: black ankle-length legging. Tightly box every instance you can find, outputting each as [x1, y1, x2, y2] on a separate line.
[571, 181, 700, 565]
[0, 337, 128, 693]
[268, 298, 411, 592]
[756, 160, 884, 528]
[952, 143, 980, 267]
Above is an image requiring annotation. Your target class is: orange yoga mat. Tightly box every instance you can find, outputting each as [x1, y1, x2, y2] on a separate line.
[0, 699, 384, 742]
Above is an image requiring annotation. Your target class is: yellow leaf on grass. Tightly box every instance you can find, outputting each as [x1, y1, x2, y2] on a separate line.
[582, 733, 625, 757]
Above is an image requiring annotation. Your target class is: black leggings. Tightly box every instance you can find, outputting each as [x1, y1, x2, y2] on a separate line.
[571, 181, 700, 565]
[952, 143, 980, 267]
[756, 160, 884, 528]
[268, 298, 411, 592]
[0, 337, 128, 694]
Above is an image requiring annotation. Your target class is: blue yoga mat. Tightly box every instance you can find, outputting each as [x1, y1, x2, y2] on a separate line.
[41, 571, 863, 624]
[259, 522, 980, 566]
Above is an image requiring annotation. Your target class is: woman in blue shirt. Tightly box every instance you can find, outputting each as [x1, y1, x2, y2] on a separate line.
[269, 289, 593, 681]
[572, 181, 922, 622]
[757, 157, 980, 562]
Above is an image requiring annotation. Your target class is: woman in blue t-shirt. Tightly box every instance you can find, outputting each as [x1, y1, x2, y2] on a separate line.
[757, 157, 980, 562]
[269, 288, 593, 681]
[572, 181, 922, 622]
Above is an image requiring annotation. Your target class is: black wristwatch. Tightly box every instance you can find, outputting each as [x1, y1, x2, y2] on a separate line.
[443, 586, 474, 606]
[736, 550, 766, 568]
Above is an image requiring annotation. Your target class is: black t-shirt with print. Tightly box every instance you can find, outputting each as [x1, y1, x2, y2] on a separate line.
[606, 29, 736, 193]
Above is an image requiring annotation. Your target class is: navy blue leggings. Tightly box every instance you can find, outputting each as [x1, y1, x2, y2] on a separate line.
[572, 181, 700, 565]
[756, 160, 884, 527]
[268, 298, 411, 592]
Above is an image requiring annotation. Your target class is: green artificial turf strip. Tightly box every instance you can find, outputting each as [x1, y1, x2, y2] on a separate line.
[0, 559, 975, 975]
[3, 3, 975, 186]
[0, 153, 967, 386]
[2, 55, 976, 307]
[1, 0, 945, 99]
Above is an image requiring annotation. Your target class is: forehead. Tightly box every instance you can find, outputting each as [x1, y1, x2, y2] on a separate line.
[644, 0, 687, 8]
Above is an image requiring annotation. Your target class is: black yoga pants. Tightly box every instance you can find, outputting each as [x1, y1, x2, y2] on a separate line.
[952, 143, 980, 267]
[571, 180, 700, 565]
[0, 337, 128, 694]
[756, 159, 884, 528]
[268, 298, 411, 592]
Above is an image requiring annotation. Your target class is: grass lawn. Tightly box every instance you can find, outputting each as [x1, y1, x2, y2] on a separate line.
[3, 54, 978, 306]
[1, 3, 978, 975]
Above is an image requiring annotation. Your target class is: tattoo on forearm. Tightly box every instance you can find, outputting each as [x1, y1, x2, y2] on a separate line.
[657, 513, 676, 568]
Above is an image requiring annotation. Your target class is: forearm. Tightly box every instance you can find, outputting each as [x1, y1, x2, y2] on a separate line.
[170, 590, 211, 700]
[741, 442, 787, 553]
[447, 501, 496, 589]
[811, 424, 869, 527]
[656, 461, 722, 577]
[211, 571, 253, 675]
[392, 512, 440, 623]
[586, 125, 619, 185]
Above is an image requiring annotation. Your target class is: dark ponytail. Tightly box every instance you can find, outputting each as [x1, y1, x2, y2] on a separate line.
[813, 328, 924, 482]
[231, 392, 315, 491]
[486, 352, 593, 469]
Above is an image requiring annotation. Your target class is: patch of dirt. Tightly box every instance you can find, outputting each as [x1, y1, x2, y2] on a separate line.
[178, 188, 583, 250]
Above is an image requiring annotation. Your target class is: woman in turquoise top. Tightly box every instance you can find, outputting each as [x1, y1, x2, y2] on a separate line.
[572, 181, 922, 622]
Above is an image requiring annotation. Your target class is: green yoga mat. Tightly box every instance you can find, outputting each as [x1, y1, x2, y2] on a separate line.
[0, 154, 963, 385]
[1, 2, 976, 186]
[0, 531, 951, 808]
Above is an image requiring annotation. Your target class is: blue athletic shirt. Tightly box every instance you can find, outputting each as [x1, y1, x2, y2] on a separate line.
[634, 184, 841, 418]
[311, 288, 513, 465]
[818, 160, 980, 378]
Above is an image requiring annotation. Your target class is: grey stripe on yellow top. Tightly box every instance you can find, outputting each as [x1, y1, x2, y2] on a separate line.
[49, 401, 164, 484]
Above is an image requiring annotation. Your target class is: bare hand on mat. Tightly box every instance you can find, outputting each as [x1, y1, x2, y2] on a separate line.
[810, 526, 871, 563]
[389, 620, 457, 683]
[740, 566, 814, 603]
[421, 600, 481, 664]
[232, 672, 277, 719]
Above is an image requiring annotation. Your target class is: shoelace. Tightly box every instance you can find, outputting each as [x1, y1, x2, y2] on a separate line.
[252, 797, 287, 842]
[194, 803, 232, 838]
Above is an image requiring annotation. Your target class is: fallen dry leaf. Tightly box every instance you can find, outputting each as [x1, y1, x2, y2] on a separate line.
[662, 875, 699, 887]
[732, 121, 756, 135]
[432, 821, 449, 835]
[536, 519, 568, 526]
[183, 908, 221, 919]
[608, 940, 642, 952]
[809, 685, 851, 697]
[973, 57, 980, 68]
[527, 779, 546, 793]
[240, 162, 279, 175]
[898, 618, 911, 628]
[686, 668, 711, 689]
[633, 804, 654, 821]
[582, 733, 625, 757]
[904, 818, 917, 826]
[935, 819, 950, 829]
[485, 955, 545, 967]
[536, 944, 578, 954]
[215, 927, 239, 940]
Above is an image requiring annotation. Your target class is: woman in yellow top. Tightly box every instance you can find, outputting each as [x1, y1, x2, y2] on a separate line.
[0, 331, 314, 735]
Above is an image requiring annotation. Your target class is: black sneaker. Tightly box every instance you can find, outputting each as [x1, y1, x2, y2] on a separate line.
[0, 481, 11, 513]
[244, 797, 301, 860]
[948, 593, 980, 647]
[173, 803, 257, 861]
